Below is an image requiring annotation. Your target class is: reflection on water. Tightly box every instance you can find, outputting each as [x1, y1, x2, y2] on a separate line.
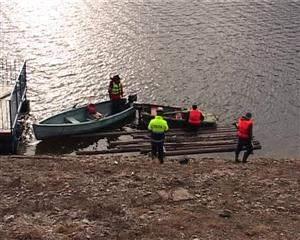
[21, 115, 137, 155]
[19, 135, 110, 156]
[34, 136, 104, 155]
[1, 0, 299, 157]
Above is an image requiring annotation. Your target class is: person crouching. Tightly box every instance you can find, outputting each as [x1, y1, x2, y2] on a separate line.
[187, 104, 204, 132]
[87, 103, 103, 120]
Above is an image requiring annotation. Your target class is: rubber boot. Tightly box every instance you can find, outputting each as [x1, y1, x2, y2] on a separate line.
[235, 153, 241, 163]
[242, 152, 249, 163]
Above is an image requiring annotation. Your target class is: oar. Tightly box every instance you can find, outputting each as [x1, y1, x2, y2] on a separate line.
[163, 110, 184, 116]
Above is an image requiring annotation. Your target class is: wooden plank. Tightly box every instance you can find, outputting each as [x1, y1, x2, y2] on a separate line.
[110, 139, 238, 148]
[71, 125, 237, 138]
[131, 130, 236, 138]
[65, 117, 80, 124]
[0, 96, 10, 131]
[109, 138, 260, 150]
[76, 148, 139, 155]
[76, 142, 262, 156]
[0, 91, 10, 100]
[134, 102, 182, 109]
[132, 134, 238, 141]
[139, 142, 262, 154]
[164, 144, 262, 156]
[129, 141, 235, 149]
[0, 85, 12, 99]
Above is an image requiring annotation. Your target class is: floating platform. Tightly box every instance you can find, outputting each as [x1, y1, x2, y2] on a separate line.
[75, 125, 262, 157]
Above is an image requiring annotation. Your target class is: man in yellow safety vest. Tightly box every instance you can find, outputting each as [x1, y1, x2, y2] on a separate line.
[108, 75, 124, 113]
[148, 107, 169, 164]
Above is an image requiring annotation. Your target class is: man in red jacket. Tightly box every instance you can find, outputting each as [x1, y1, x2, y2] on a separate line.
[234, 112, 254, 163]
[187, 104, 204, 132]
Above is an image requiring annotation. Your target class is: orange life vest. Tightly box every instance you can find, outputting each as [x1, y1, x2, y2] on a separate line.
[237, 118, 253, 138]
[188, 109, 202, 125]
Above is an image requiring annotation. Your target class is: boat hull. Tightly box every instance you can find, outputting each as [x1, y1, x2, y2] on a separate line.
[33, 99, 136, 140]
[135, 103, 217, 129]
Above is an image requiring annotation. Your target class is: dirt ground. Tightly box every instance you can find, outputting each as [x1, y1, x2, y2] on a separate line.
[0, 154, 299, 240]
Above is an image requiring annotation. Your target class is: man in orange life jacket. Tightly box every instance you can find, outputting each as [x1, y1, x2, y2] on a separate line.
[234, 112, 254, 163]
[108, 75, 124, 114]
[187, 104, 204, 132]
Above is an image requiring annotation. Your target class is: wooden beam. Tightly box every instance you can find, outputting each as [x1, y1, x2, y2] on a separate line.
[110, 139, 260, 150]
[109, 139, 238, 148]
[76, 142, 262, 156]
[140, 142, 262, 154]
[110, 139, 237, 148]
[164, 144, 262, 156]
[71, 125, 237, 139]
[76, 148, 139, 155]
[131, 131, 237, 139]
[132, 134, 238, 141]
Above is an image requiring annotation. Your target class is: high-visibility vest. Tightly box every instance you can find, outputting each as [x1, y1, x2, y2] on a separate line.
[188, 109, 202, 125]
[110, 82, 122, 96]
[237, 118, 253, 138]
[148, 116, 169, 133]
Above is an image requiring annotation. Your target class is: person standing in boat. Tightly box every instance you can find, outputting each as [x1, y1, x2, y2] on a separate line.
[108, 75, 124, 113]
[233, 112, 254, 163]
[148, 107, 169, 164]
[187, 104, 204, 132]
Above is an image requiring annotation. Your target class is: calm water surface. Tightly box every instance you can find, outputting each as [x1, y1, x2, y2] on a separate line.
[0, 0, 299, 157]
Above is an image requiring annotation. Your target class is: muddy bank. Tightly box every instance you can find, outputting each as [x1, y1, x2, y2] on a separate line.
[0, 155, 299, 240]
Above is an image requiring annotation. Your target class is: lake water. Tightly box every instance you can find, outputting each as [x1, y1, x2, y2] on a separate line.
[0, 0, 299, 158]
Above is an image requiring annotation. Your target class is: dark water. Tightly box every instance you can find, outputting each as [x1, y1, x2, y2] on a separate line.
[0, 0, 299, 158]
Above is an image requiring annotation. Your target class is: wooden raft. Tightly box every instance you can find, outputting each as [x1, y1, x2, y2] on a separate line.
[75, 125, 262, 156]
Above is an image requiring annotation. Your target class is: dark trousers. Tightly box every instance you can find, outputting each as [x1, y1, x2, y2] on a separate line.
[235, 137, 253, 162]
[151, 141, 164, 163]
[111, 99, 122, 114]
[187, 123, 200, 134]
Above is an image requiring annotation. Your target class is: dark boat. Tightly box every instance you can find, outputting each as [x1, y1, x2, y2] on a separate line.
[134, 103, 217, 129]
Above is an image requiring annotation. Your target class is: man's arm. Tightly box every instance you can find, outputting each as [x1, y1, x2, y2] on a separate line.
[248, 123, 253, 139]
[186, 111, 190, 122]
[120, 83, 124, 97]
[164, 121, 169, 132]
[108, 81, 113, 98]
[148, 120, 153, 131]
[200, 112, 204, 121]
[232, 120, 238, 129]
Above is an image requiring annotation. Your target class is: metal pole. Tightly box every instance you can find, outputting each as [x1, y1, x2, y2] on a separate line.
[9, 99, 12, 131]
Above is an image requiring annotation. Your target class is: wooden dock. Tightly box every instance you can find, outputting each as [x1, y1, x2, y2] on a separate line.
[75, 125, 262, 156]
[0, 84, 13, 132]
[0, 61, 28, 154]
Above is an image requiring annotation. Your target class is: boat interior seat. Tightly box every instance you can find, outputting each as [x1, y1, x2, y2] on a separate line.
[65, 116, 80, 124]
